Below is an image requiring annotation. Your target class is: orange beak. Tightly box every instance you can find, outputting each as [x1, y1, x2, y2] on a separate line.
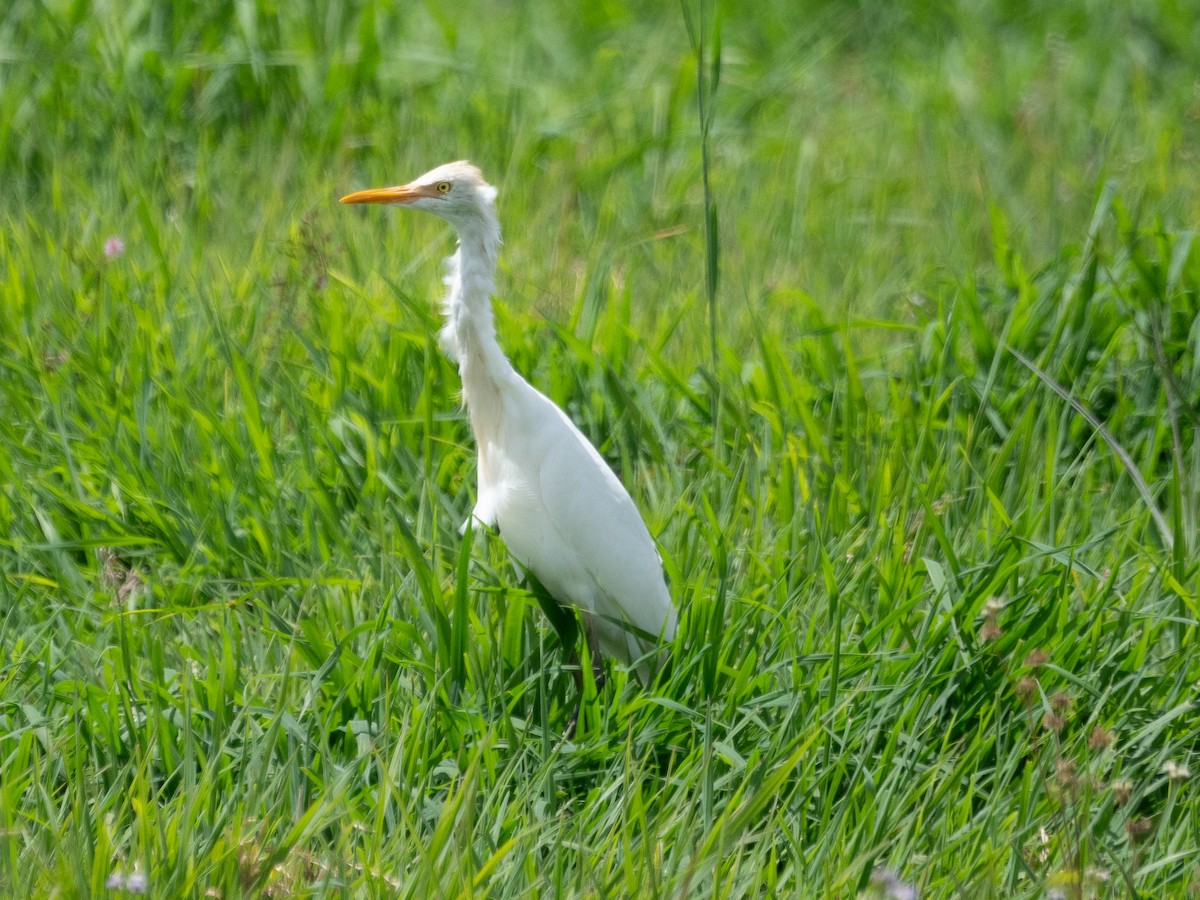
[340, 183, 436, 205]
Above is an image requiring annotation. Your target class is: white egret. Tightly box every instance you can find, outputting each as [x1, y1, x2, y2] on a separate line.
[341, 162, 677, 726]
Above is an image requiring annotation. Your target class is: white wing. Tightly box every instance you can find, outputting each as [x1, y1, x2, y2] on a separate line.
[487, 382, 676, 670]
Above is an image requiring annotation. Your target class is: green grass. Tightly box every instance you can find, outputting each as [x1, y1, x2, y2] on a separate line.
[2, 0, 1198, 896]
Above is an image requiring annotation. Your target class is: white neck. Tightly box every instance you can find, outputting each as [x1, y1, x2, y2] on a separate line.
[439, 211, 520, 423]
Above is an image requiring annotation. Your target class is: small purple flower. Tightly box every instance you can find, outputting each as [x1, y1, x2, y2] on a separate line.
[104, 236, 125, 260]
[124, 868, 148, 894]
[105, 864, 148, 894]
[870, 867, 917, 900]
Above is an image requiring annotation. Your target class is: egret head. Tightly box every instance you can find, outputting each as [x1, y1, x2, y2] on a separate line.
[341, 161, 498, 230]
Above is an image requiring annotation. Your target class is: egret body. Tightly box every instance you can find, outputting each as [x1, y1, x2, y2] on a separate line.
[341, 162, 677, 693]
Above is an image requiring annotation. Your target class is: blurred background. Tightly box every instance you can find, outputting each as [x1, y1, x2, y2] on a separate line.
[4, 0, 1198, 337]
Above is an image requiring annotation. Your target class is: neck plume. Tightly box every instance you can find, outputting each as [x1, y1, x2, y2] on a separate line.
[438, 207, 517, 409]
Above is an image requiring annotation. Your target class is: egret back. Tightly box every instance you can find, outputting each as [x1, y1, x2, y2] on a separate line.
[475, 375, 676, 674]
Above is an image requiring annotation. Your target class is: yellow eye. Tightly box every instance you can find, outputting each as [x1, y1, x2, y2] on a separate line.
[436, 181, 452, 194]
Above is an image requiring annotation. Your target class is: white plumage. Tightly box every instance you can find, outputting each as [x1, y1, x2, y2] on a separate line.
[342, 162, 677, 676]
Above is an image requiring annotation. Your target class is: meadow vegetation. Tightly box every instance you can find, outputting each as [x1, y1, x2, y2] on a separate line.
[1, 0, 1198, 896]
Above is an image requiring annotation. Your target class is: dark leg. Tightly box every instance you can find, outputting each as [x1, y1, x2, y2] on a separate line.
[523, 571, 609, 738]
[563, 616, 605, 739]
[584, 615, 606, 694]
